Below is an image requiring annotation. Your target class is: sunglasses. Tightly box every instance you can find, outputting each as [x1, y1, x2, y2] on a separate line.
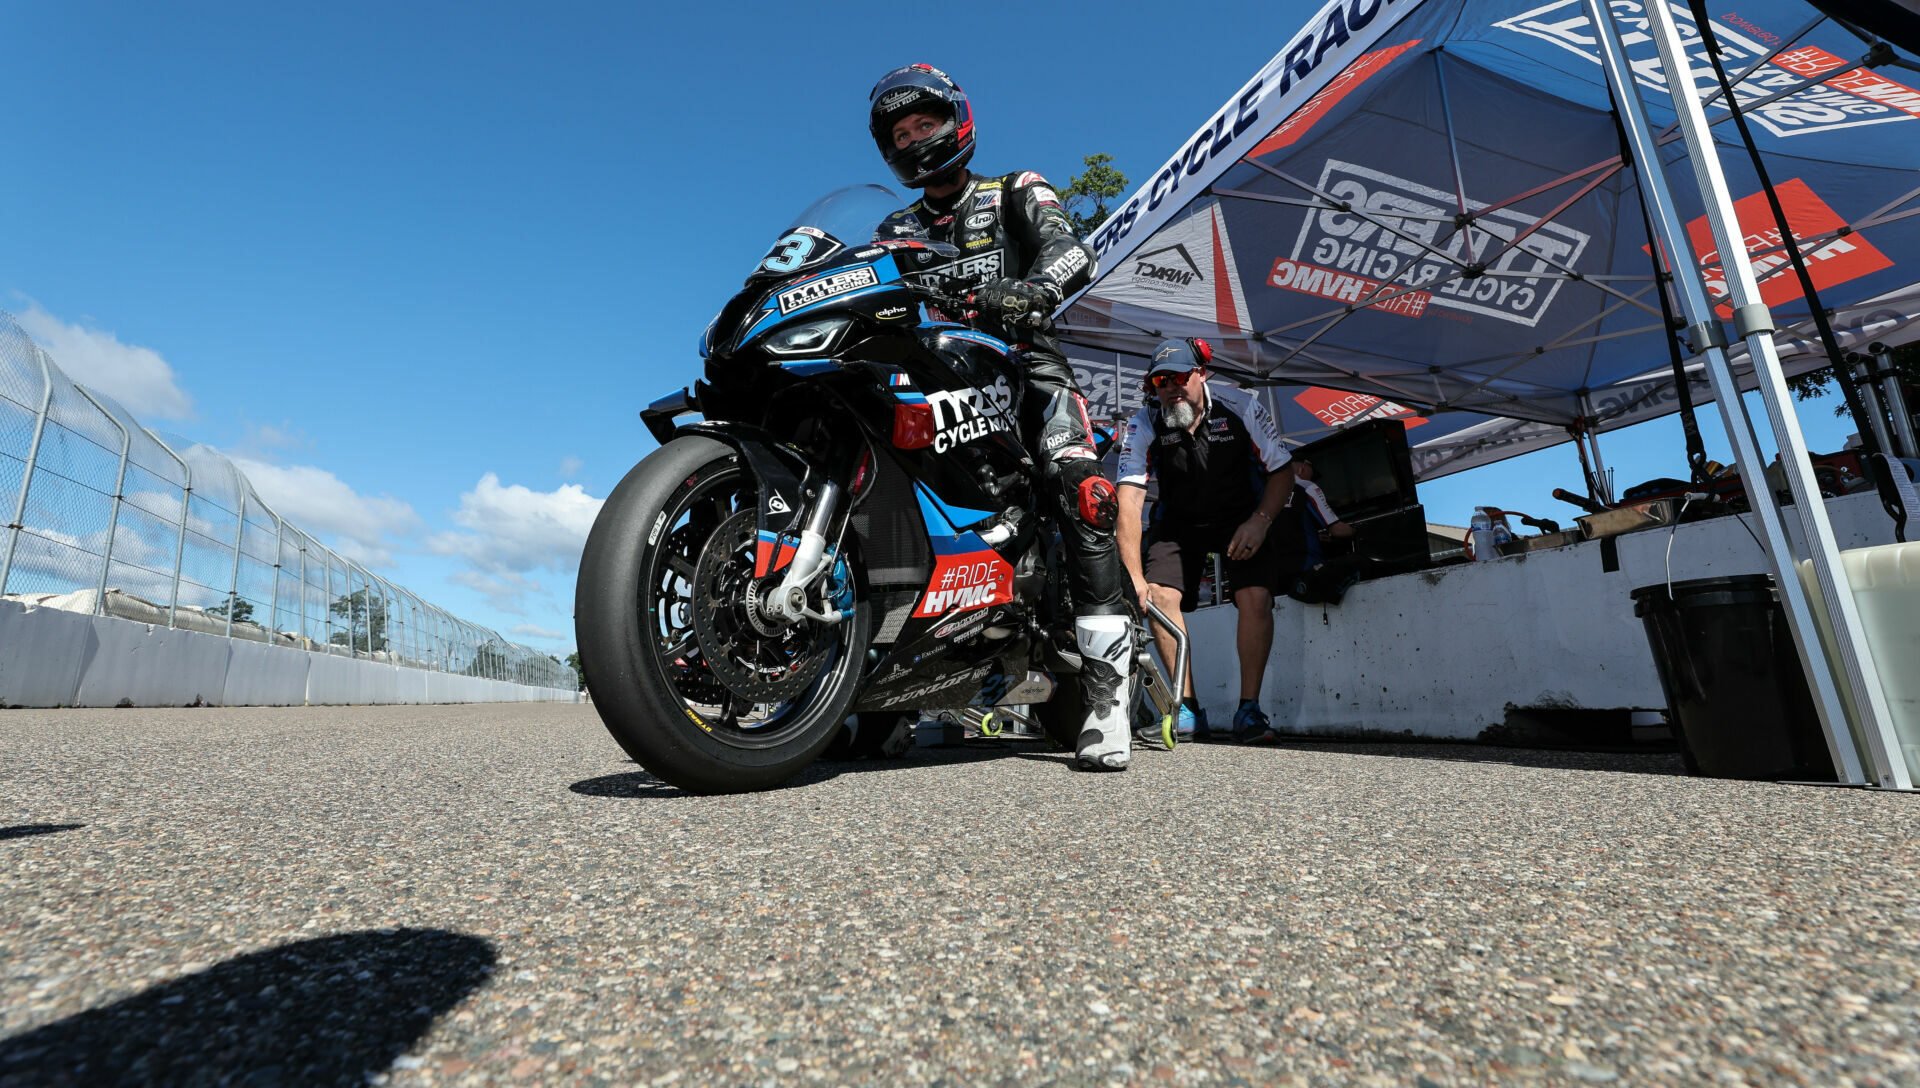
[1147, 370, 1195, 390]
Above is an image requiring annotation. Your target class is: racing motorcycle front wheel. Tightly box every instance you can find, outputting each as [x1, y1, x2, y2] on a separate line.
[575, 436, 870, 793]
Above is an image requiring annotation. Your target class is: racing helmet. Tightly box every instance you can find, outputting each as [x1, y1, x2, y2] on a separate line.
[868, 64, 975, 188]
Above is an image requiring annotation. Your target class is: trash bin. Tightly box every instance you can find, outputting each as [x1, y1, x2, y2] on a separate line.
[1630, 576, 1836, 781]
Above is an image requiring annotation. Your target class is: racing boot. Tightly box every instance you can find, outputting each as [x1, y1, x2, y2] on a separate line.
[1074, 615, 1133, 771]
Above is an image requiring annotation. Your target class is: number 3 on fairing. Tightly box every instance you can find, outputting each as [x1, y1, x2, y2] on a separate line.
[762, 232, 815, 273]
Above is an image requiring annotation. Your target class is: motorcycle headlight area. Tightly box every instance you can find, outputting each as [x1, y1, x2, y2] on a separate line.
[760, 315, 853, 356]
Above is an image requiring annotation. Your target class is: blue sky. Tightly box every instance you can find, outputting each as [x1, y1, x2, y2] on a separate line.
[3, 1, 1860, 652]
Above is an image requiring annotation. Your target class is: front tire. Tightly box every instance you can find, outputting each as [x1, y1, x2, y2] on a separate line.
[576, 437, 870, 793]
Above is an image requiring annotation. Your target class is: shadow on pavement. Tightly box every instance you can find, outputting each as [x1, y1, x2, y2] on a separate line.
[0, 825, 85, 842]
[0, 928, 494, 1087]
[571, 742, 1049, 799]
[1236, 738, 1689, 776]
[570, 770, 690, 799]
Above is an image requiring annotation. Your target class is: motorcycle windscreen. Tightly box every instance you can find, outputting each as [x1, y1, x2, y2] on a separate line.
[748, 185, 915, 281]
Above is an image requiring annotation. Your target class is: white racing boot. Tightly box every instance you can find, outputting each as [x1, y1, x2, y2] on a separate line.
[1074, 615, 1134, 771]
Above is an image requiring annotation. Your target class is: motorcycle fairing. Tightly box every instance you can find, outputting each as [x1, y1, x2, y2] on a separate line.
[671, 422, 812, 578]
[969, 670, 1055, 707]
[753, 529, 799, 577]
[734, 257, 900, 347]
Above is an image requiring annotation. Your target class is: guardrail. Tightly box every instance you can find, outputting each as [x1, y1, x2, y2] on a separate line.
[0, 309, 571, 692]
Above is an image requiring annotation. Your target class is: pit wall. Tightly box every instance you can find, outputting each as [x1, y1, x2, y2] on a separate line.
[1177, 492, 1897, 740]
[0, 599, 580, 708]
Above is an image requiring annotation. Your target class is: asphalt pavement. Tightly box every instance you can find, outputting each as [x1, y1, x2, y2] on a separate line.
[3, 703, 1918, 1087]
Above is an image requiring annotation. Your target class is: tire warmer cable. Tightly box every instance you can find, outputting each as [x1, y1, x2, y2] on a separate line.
[1687, 0, 1882, 460]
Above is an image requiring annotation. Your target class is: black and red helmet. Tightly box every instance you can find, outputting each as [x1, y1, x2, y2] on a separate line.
[868, 64, 976, 188]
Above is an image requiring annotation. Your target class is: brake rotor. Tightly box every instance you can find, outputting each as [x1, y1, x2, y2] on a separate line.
[691, 508, 834, 703]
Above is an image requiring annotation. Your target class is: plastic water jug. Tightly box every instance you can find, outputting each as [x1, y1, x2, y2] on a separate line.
[1469, 509, 1497, 562]
[1797, 541, 1920, 781]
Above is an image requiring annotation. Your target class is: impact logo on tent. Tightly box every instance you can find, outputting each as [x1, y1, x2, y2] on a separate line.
[1090, 203, 1250, 331]
[1294, 387, 1429, 429]
[1494, 0, 1920, 138]
[1273, 159, 1591, 328]
[1674, 178, 1893, 316]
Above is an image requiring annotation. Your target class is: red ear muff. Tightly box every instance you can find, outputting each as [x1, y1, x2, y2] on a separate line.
[1188, 337, 1213, 366]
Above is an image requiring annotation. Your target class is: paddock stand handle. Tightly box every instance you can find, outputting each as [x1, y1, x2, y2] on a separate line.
[1141, 600, 1188, 725]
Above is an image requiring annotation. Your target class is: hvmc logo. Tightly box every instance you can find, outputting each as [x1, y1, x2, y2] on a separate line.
[1283, 159, 1591, 328]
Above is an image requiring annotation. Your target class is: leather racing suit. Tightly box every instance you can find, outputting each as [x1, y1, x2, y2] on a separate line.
[875, 171, 1127, 632]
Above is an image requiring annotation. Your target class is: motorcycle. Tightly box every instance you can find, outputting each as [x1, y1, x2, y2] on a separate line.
[575, 185, 1183, 793]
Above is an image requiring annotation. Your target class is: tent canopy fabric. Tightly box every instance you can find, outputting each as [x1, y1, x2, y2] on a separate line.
[1059, 0, 1920, 474]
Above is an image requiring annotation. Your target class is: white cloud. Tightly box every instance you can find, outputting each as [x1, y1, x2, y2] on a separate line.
[510, 622, 565, 641]
[228, 456, 421, 569]
[559, 455, 583, 478]
[238, 420, 311, 456]
[430, 474, 602, 613]
[433, 474, 602, 575]
[15, 301, 194, 421]
[449, 568, 541, 615]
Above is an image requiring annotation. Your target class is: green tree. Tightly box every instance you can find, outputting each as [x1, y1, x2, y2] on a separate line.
[329, 588, 388, 652]
[565, 651, 586, 692]
[1062, 154, 1128, 237]
[1787, 342, 1920, 417]
[206, 595, 254, 625]
[464, 640, 509, 679]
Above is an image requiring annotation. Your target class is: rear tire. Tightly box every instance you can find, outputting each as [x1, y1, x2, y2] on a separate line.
[575, 437, 870, 793]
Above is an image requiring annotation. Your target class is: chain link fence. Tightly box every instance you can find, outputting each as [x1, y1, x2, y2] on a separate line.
[0, 310, 572, 690]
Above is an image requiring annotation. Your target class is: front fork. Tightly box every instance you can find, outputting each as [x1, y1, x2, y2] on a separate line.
[765, 479, 852, 626]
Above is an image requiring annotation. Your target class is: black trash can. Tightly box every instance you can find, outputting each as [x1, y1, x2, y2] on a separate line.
[1630, 575, 1836, 781]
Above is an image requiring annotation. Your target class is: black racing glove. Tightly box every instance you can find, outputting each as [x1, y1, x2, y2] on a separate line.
[970, 278, 1059, 330]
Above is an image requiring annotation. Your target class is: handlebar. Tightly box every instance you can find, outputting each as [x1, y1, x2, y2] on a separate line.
[907, 280, 978, 316]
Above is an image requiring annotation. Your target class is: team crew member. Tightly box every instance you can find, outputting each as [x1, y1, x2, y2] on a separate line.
[1116, 339, 1295, 742]
[867, 64, 1134, 770]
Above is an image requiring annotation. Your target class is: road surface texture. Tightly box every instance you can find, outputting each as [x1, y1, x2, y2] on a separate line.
[3, 704, 1917, 1087]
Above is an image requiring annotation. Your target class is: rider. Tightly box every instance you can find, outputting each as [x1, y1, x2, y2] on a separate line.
[867, 63, 1134, 770]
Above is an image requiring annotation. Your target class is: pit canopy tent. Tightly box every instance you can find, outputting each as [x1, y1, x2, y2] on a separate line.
[1059, 0, 1920, 468]
[1058, 0, 1920, 789]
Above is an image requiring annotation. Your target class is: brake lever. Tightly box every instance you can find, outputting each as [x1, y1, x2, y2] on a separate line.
[908, 283, 975, 316]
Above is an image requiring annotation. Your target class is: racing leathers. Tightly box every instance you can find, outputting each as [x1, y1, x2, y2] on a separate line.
[877, 170, 1133, 768]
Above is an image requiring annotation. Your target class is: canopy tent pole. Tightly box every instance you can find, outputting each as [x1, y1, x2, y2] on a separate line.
[1577, 394, 1615, 505]
[1592, 0, 1904, 787]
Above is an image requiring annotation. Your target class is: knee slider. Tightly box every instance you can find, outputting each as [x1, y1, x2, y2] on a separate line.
[1061, 461, 1117, 530]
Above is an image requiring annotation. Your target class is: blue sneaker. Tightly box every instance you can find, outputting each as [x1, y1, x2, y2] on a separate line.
[1232, 701, 1277, 744]
[1172, 704, 1196, 740]
[1177, 704, 1210, 742]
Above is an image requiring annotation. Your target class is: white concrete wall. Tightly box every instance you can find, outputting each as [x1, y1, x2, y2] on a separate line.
[0, 598, 582, 708]
[1177, 492, 1898, 740]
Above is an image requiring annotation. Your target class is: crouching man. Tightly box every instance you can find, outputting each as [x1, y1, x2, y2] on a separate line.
[1115, 338, 1295, 743]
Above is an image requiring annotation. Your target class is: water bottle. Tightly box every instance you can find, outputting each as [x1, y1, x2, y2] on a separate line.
[1469, 508, 1497, 562]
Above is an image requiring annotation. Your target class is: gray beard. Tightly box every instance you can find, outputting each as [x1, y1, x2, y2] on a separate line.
[1163, 400, 1198, 431]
